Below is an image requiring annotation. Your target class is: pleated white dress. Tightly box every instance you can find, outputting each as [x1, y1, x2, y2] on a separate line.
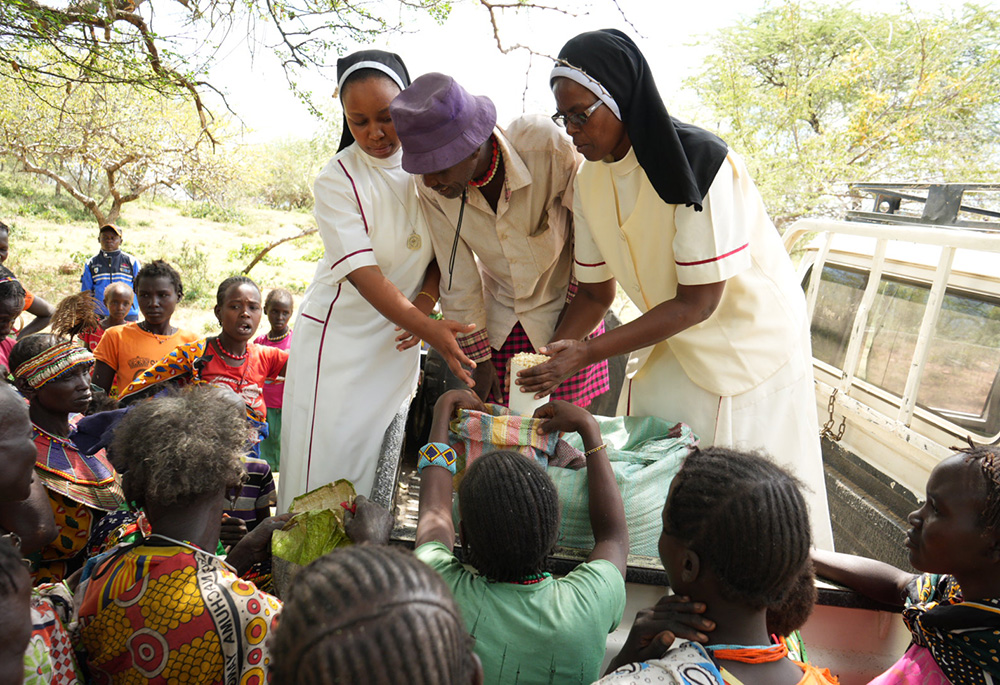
[277, 144, 432, 511]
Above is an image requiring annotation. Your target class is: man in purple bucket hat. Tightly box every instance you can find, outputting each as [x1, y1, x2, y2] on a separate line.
[390, 73, 609, 409]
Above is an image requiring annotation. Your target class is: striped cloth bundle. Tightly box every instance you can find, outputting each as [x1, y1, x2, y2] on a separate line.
[448, 403, 585, 473]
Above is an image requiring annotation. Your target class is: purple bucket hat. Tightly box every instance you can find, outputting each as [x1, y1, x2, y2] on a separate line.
[390, 73, 497, 175]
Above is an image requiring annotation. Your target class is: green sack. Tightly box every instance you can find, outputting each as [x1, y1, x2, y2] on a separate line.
[549, 416, 697, 559]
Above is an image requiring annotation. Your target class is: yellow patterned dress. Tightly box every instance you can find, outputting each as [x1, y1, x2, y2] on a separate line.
[76, 537, 281, 685]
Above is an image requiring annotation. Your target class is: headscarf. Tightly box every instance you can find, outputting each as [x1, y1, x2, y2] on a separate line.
[552, 29, 728, 211]
[336, 50, 411, 152]
[902, 573, 1000, 684]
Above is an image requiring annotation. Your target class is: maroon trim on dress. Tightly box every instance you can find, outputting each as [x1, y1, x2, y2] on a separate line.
[338, 160, 368, 234]
[675, 242, 749, 267]
[574, 258, 607, 268]
[329, 248, 374, 271]
[304, 283, 342, 490]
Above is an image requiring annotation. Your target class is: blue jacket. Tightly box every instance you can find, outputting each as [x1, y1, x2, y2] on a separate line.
[81, 250, 141, 318]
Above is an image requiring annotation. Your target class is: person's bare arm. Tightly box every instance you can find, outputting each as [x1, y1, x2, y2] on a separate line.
[535, 401, 628, 577]
[415, 389, 486, 551]
[18, 295, 54, 338]
[518, 281, 725, 397]
[348, 265, 475, 387]
[92, 360, 116, 393]
[812, 549, 915, 607]
[396, 260, 442, 350]
[550, 279, 617, 343]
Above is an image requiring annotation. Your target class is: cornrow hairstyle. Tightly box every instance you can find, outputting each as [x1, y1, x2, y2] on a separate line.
[766, 564, 817, 637]
[216, 275, 259, 308]
[955, 441, 1000, 531]
[136, 259, 183, 299]
[665, 447, 812, 611]
[458, 450, 560, 582]
[8, 333, 63, 376]
[112, 385, 246, 510]
[0, 265, 25, 307]
[0, 537, 26, 596]
[264, 288, 293, 312]
[271, 545, 475, 685]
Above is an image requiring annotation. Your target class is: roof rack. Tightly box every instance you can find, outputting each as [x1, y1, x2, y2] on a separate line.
[847, 183, 1000, 231]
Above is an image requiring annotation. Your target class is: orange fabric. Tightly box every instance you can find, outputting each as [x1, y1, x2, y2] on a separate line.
[24, 288, 34, 310]
[93, 322, 198, 393]
[795, 662, 839, 684]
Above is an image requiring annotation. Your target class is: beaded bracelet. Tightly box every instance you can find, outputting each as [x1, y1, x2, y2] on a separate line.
[583, 443, 607, 457]
[418, 442, 458, 475]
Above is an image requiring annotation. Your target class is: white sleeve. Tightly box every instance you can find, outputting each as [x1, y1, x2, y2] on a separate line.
[672, 156, 751, 286]
[313, 157, 379, 284]
[572, 176, 615, 283]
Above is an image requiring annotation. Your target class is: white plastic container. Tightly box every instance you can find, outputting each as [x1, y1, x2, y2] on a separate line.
[507, 353, 551, 416]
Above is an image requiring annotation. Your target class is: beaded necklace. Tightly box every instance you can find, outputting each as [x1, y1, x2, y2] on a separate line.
[469, 135, 500, 188]
[507, 571, 552, 586]
[214, 337, 248, 361]
[265, 329, 291, 343]
[705, 642, 788, 664]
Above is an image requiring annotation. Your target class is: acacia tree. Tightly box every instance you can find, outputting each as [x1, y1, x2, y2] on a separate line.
[0, 71, 233, 225]
[690, 2, 1000, 227]
[0, 0, 563, 138]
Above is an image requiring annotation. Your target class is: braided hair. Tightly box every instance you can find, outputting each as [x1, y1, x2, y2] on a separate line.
[665, 447, 812, 611]
[0, 265, 25, 308]
[215, 275, 259, 307]
[955, 442, 1000, 531]
[270, 545, 475, 685]
[263, 288, 293, 312]
[458, 450, 560, 582]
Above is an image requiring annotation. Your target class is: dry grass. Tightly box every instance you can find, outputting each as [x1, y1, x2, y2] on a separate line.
[4, 198, 323, 335]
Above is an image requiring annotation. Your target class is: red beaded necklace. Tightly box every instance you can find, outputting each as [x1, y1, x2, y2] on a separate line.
[469, 135, 500, 188]
[214, 337, 248, 361]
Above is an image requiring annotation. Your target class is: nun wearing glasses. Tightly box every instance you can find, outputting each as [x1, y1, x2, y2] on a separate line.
[278, 51, 473, 510]
[523, 29, 832, 549]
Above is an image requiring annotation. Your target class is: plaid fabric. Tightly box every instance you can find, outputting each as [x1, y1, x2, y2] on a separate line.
[549, 415, 697, 558]
[490, 321, 609, 407]
[458, 327, 492, 363]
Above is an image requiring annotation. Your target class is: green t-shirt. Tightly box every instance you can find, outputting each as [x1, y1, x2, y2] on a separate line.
[415, 541, 626, 685]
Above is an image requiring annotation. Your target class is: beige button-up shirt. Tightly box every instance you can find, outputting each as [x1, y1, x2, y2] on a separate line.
[416, 114, 581, 359]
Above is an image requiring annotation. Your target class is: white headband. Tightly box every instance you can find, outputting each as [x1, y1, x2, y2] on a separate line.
[550, 65, 622, 121]
[337, 61, 406, 95]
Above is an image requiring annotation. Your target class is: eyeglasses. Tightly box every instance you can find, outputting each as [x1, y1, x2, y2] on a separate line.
[551, 99, 603, 128]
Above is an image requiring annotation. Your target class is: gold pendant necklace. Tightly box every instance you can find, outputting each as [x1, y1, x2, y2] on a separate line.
[406, 232, 422, 250]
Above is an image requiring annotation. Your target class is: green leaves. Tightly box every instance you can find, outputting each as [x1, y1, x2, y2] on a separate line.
[689, 1, 1000, 227]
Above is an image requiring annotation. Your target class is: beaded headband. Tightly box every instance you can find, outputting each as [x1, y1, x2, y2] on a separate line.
[0, 274, 19, 286]
[13, 341, 94, 389]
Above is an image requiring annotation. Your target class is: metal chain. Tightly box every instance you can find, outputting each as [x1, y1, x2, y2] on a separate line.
[820, 388, 847, 441]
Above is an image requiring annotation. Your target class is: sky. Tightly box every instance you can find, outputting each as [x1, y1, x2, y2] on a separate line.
[200, 0, 968, 143]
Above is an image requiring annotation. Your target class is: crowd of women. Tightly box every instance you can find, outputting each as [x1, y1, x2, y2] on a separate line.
[1, 27, 997, 685]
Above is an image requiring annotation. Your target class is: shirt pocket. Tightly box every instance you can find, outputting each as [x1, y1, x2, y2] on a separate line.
[297, 282, 342, 327]
[525, 205, 569, 273]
